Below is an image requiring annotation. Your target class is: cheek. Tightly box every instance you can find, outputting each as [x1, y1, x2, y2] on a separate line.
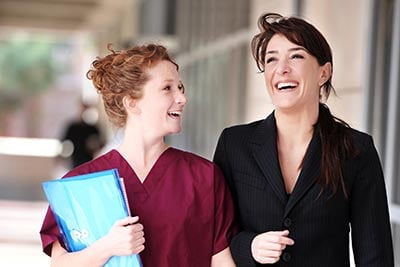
[304, 80, 321, 100]
[263, 71, 274, 92]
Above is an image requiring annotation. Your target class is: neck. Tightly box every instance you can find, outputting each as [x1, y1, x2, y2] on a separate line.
[274, 107, 318, 145]
[117, 125, 169, 168]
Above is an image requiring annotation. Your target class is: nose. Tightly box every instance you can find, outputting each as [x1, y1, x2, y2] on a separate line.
[276, 59, 291, 75]
[175, 91, 187, 105]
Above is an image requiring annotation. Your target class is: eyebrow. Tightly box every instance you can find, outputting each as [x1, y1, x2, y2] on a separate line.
[162, 79, 183, 85]
[266, 47, 307, 55]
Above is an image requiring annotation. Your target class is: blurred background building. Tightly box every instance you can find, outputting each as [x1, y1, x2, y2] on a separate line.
[0, 0, 399, 265]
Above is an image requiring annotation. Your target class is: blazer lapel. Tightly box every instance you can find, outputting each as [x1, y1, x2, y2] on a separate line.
[284, 128, 322, 217]
[250, 112, 287, 204]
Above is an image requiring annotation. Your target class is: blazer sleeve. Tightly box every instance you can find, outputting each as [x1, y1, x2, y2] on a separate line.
[350, 135, 394, 266]
[213, 129, 259, 267]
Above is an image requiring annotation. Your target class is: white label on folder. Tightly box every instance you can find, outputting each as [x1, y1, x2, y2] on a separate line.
[70, 229, 89, 242]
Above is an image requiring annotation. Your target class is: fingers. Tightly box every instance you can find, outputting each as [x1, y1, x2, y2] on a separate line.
[114, 216, 140, 226]
[123, 218, 145, 254]
[266, 230, 295, 246]
[253, 253, 281, 264]
[107, 216, 146, 256]
[125, 223, 145, 244]
[256, 230, 294, 247]
[121, 227, 145, 254]
[251, 230, 294, 264]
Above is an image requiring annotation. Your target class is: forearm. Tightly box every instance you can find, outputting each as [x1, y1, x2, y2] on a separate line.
[230, 231, 258, 267]
[211, 247, 236, 267]
[50, 240, 111, 267]
[50, 217, 145, 267]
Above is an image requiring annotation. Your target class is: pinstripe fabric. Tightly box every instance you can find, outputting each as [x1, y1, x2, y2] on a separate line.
[213, 112, 394, 267]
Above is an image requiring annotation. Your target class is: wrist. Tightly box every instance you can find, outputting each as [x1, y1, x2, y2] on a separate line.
[89, 236, 112, 265]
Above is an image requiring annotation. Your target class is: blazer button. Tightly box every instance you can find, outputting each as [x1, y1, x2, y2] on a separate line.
[283, 218, 292, 227]
[282, 252, 291, 262]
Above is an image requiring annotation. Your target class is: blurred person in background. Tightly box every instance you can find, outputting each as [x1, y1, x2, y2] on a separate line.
[61, 102, 104, 168]
[41, 44, 237, 266]
[213, 13, 394, 266]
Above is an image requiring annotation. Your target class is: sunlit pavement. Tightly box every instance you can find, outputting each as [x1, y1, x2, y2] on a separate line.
[0, 200, 50, 266]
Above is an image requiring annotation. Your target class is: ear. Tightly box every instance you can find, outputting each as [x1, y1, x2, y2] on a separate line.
[319, 62, 332, 86]
[122, 96, 141, 114]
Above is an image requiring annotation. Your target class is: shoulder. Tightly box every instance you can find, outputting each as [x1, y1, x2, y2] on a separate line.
[169, 148, 225, 176]
[223, 119, 264, 134]
[62, 150, 117, 178]
[220, 111, 275, 136]
[170, 147, 214, 167]
[169, 148, 227, 186]
[218, 119, 266, 146]
[343, 126, 375, 150]
[216, 114, 276, 151]
[340, 126, 381, 167]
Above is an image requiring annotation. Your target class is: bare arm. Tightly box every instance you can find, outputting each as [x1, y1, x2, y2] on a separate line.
[211, 247, 236, 267]
[50, 216, 145, 267]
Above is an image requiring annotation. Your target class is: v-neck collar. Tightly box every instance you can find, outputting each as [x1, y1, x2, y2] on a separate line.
[112, 147, 175, 195]
[250, 112, 322, 215]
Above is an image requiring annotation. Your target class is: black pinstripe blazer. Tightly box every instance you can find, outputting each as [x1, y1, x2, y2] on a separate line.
[213, 112, 394, 267]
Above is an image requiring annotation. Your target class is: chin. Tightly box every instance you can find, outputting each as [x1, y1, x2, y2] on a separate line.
[168, 127, 182, 135]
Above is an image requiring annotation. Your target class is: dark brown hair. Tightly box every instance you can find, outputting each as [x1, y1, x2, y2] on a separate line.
[87, 44, 178, 128]
[251, 13, 357, 197]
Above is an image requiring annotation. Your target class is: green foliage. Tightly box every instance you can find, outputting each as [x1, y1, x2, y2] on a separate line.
[0, 37, 57, 110]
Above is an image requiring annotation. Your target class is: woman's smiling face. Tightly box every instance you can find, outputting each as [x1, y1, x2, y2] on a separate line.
[263, 34, 331, 113]
[133, 60, 186, 137]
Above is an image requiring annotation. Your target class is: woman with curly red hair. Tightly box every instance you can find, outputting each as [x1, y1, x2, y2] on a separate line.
[40, 44, 237, 266]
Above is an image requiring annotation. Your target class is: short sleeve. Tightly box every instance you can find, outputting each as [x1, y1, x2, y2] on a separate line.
[40, 207, 64, 256]
[212, 164, 238, 254]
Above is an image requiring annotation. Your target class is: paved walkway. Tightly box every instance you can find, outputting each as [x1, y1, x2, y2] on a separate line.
[0, 200, 50, 266]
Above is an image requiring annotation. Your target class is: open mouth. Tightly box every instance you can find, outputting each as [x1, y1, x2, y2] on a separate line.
[167, 111, 182, 118]
[276, 82, 298, 90]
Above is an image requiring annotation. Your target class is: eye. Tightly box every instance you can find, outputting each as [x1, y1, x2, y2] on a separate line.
[163, 85, 171, 91]
[178, 84, 185, 93]
[266, 57, 277, 64]
[290, 53, 304, 59]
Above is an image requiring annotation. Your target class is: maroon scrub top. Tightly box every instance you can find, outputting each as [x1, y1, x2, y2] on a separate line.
[40, 148, 237, 266]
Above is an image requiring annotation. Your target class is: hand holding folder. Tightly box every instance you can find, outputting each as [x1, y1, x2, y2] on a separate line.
[42, 169, 142, 267]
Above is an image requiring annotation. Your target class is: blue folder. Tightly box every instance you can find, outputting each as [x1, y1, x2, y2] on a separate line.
[42, 168, 142, 267]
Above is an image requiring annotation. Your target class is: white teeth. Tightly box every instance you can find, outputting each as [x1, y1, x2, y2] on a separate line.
[277, 82, 297, 89]
[168, 111, 182, 117]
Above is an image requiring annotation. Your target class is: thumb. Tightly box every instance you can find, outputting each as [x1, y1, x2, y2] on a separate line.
[280, 230, 290, 236]
[269, 230, 290, 236]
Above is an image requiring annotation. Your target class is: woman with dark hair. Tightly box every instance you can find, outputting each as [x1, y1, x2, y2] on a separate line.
[213, 13, 394, 266]
[40, 44, 237, 266]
